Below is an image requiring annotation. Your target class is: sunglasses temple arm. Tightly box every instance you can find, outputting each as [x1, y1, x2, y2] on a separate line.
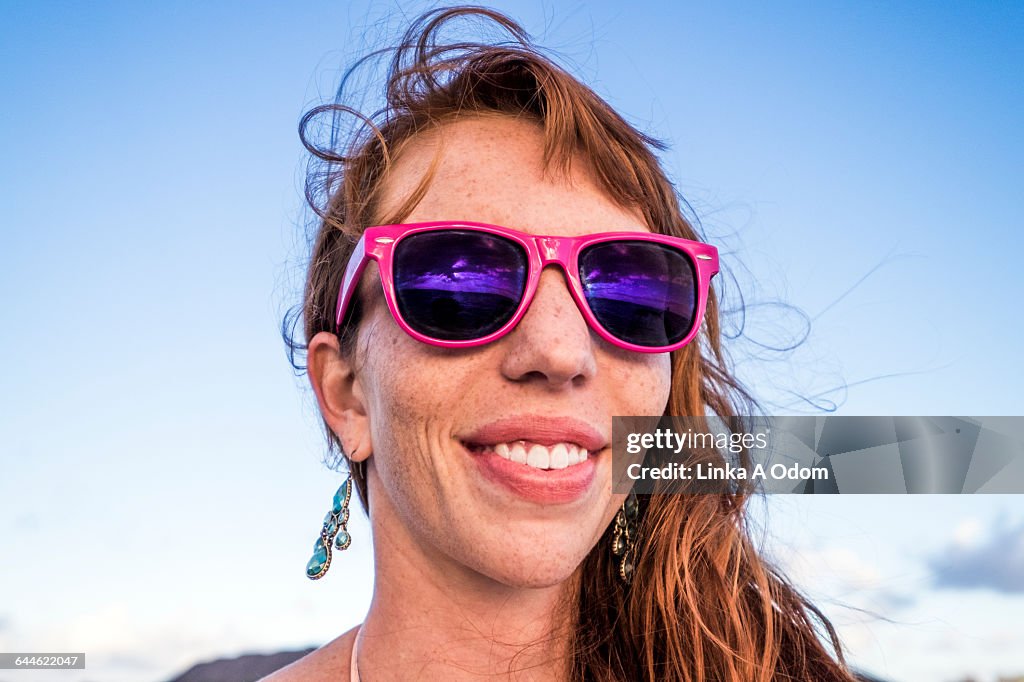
[335, 236, 369, 330]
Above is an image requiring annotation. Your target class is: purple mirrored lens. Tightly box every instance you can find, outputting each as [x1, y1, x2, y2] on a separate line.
[393, 230, 527, 341]
[579, 241, 696, 347]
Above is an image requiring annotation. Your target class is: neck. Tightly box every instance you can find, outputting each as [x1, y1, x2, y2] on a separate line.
[357, 495, 576, 681]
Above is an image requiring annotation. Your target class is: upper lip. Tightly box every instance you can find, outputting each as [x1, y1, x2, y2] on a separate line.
[461, 415, 608, 452]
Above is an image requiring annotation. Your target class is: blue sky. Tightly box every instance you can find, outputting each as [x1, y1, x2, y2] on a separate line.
[1, 2, 1022, 681]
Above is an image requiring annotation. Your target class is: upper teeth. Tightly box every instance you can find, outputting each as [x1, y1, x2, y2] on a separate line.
[493, 442, 589, 470]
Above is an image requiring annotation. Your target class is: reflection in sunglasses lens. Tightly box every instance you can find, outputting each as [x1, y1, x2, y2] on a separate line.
[579, 241, 696, 347]
[394, 230, 528, 341]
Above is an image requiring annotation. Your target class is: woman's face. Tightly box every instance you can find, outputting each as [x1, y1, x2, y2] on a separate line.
[313, 116, 672, 588]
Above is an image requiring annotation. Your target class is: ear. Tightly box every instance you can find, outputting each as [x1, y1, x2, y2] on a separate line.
[307, 331, 373, 462]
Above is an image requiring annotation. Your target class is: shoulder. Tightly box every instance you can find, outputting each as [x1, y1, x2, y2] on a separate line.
[259, 626, 359, 682]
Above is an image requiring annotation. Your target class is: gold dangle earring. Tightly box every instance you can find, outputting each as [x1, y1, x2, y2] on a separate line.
[611, 491, 639, 584]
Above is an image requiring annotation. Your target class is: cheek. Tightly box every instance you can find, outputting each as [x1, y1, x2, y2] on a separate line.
[357, 309, 471, 458]
[357, 323, 454, 518]
[606, 351, 673, 414]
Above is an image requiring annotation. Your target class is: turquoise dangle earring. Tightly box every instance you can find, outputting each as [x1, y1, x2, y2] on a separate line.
[611, 491, 639, 584]
[305, 475, 353, 580]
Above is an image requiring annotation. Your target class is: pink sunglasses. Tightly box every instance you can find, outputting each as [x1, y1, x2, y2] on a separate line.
[335, 221, 719, 353]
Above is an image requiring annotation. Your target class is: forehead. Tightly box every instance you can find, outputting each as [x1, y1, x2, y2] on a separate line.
[376, 116, 648, 237]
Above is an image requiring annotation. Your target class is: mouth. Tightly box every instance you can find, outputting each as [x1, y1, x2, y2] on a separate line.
[464, 441, 591, 470]
[460, 416, 607, 504]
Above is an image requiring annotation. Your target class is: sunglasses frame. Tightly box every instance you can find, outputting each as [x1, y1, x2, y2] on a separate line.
[335, 221, 719, 353]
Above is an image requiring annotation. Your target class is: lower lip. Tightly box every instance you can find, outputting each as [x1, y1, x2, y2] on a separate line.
[468, 446, 597, 504]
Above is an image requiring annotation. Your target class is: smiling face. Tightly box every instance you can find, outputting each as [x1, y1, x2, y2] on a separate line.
[309, 115, 672, 588]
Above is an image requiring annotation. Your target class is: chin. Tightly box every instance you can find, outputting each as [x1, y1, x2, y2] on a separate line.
[466, 543, 591, 590]
[487, 562, 580, 590]
[431, 509, 607, 590]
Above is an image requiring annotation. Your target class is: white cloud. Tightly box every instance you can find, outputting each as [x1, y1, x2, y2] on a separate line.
[930, 517, 1024, 593]
[951, 518, 983, 548]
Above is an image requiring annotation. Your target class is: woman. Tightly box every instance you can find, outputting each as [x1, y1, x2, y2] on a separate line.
[274, 7, 858, 681]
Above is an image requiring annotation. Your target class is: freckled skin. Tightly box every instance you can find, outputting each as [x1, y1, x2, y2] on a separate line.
[312, 116, 672, 590]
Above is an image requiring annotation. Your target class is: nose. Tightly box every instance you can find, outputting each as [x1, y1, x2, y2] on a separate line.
[499, 266, 598, 388]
